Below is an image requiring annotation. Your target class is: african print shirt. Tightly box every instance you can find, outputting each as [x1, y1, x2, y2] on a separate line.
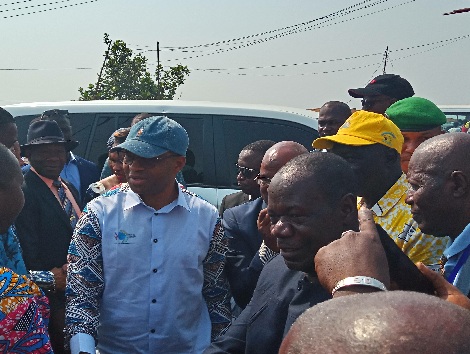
[0, 226, 27, 275]
[362, 173, 449, 266]
[0, 267, 52, 353]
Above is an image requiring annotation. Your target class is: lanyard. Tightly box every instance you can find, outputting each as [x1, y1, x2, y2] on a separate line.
[447, 243, 470, 284]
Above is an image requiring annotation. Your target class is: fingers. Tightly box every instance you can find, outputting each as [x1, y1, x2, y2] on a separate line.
[358, 206, 377, 233]
[257, 208, 270, 226]
[417, 262, 450, 296]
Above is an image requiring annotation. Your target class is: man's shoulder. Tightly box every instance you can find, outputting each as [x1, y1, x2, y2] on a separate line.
[224, 197, 263, 218]
[86, 183, 130, 208]
[221, 191, 250, 208]
[74, 154, 98, 168]
[22, 170, 43, 192]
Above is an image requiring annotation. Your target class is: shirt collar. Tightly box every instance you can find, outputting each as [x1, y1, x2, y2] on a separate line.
[368, 173, 408, 217]
[445, 222, 470, 258]
[123, 182, 190, 213]
[67, 152, 77, 164]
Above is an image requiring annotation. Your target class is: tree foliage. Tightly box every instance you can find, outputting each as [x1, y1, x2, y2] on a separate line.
[79, 33, 190, 100]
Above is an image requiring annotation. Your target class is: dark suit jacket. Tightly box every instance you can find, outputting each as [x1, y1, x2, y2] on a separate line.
[22, 154, 100, 205]
[15, 170, 81, 272]
[223, 198, 265, 308]
[218, 191, 250, 216]
[204, 255, 331, 354]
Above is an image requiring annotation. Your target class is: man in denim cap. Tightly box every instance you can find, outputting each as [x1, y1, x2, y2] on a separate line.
[65, 116, 231, 354]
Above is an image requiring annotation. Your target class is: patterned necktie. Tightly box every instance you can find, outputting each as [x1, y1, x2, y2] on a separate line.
[53, 180, 78, 229]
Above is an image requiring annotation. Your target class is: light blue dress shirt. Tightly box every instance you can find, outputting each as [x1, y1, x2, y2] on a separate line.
[61, 152, 81, 199]
[444, 222, 470, 295]
[67, 184, 230, 354]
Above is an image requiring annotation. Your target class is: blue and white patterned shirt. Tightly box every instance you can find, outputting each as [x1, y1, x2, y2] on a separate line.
[0, 225, 27, 275]
[65, 183, 231, 354]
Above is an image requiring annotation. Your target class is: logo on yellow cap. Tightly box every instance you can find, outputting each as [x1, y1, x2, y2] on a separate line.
[381, 132, 396, 146]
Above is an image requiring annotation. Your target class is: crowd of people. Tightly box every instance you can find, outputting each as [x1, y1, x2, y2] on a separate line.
[0, 72, 469, 353]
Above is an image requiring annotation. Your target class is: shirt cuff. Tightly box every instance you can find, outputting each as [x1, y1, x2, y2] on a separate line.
[70, 333, 95, 354]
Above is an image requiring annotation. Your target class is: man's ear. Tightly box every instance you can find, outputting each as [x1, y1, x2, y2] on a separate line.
[339, 193, 359, 231]
[174, 156, 186, 173]
[450, 170, 468, 198]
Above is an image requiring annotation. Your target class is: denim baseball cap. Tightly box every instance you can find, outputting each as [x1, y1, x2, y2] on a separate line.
[112, 116, 189, 158]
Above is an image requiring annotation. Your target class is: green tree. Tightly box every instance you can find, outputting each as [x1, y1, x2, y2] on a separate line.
[79, 33, 190, 100]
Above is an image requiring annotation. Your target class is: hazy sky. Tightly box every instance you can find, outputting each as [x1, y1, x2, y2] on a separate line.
[1, 0, 469, 109]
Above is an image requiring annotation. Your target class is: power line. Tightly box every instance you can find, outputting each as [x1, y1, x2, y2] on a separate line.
[164, 0, 416, 62]
[1, 0, 79, 13]
[185, 34, 468, 77]
[2, 33, 468, 74]
[160, 0, 384, 50]
[2, 0, 99, 19]
[173, 34, 469, 72]
[0, 67, 92, 71]
[130, 0, 397, 58]
[0, 0, 34, 7]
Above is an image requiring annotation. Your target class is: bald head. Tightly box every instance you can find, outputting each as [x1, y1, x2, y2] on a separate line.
[271, 151, 358, 207]
[411, 133, 470, 175]
[259, 141, 308, 203]
[261, 141, 308, 171]
[280, 291, 470, 354]
[406, 133, 470, 238]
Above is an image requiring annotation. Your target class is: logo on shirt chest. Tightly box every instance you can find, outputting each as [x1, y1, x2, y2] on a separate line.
[114, 230, 136, 244]
[397, 222, 417, 242]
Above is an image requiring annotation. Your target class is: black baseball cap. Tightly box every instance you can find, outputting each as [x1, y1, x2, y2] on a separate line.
[348, 74, 414, 100]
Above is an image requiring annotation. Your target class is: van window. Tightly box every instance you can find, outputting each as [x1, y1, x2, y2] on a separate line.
[213, 115, 318, 188]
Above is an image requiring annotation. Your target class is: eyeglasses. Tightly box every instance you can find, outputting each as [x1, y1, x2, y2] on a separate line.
[255, 174, 272, 186]
[361, 98, 389, 109]
[235, 163, 259, 179]
[123, 152, 179, 168]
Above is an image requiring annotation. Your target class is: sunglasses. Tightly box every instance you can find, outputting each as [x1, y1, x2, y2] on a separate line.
[235, 163, 258, 179]
[361, 97, 389, 109]
[123, 152, 179, 168]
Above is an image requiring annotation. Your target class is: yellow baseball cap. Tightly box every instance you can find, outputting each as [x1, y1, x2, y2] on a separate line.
[312, 110, 403, 154]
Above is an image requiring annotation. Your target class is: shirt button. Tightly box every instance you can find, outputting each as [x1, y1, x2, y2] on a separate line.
[153, 268, 158, 273]
[150, 329, 155, 333]
[152, 299, 156, 303]
[153, 239, 158, 243]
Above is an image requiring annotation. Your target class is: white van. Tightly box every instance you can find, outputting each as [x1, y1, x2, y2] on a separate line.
[438, 105, 470, 132]
[4, 100, 319, 207]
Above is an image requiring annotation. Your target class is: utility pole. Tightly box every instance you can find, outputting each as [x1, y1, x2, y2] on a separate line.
[95, 36, 113, 99]
[382, 46, 389, 74]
